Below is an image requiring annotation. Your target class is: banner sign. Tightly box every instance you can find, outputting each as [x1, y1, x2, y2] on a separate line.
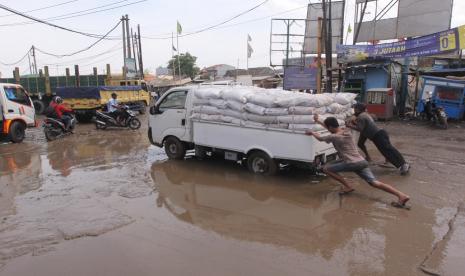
[125, 58, 137, 79]
[283, 67, 317, 90]
[337, 24, 465, 63]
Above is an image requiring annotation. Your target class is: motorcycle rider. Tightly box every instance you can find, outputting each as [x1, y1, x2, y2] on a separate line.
[50, 96, 73, 131]
[424, 91, 436, 121]
[107, 93, 123, 124]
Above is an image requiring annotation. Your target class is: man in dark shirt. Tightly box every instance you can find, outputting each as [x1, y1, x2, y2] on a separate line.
[348, 103, 410, 175]
[306, 115, 410, 208]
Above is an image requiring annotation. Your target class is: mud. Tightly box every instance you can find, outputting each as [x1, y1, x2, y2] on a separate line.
[0, 117, 464, 275]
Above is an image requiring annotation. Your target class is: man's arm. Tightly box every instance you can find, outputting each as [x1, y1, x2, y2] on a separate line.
[313, 114, 329, 131]
[305, 130, 325, 141]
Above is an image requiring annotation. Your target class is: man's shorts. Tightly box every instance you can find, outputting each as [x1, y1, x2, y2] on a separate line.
[324, 160, 377, 184]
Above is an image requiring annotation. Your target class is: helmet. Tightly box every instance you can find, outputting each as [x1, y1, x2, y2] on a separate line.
[54, 96, 63, 104]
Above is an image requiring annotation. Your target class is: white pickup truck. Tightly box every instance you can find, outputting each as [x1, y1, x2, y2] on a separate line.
[148, 86, 337, 175]
[1, 83, 36, 143]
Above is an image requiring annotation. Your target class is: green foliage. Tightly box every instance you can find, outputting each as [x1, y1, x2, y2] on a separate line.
[168, 52, 199, 79]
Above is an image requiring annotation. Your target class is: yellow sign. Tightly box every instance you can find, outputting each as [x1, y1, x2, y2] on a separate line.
[439, 32, 457, 52]
[458, 25, 465, 49]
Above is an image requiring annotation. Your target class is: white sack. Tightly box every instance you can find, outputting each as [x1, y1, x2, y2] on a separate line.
[334, 93, 357, 105]
[244, 103, 266, 115]
[193, 98, 209, 106]
[241, 120, 265, 127]
[289, 106, 314, 115]
[222, 88, 253, 103]
[277, 115, 315, 124]
[326, 103, 345, 114]
[193, 105, 221, 115]
[226, 100, 245, 111]
[194, 88, 223, 99]
[247, 93, 277, 108]
[245, 113, 278, 124]
[221, 109, 244, 119]
[221, 116, 241, 125]
[313, 107, 328, 115]
[209, 99, 228, 109]
[264, 107, 289, 116]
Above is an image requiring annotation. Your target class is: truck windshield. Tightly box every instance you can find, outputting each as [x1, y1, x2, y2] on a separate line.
[159, 91, 187, 110]
[4, 87, 31, 106]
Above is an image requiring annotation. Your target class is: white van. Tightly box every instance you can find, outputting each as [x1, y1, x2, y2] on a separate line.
[148, 87, 337, 175]
[0, 84, 36, 143]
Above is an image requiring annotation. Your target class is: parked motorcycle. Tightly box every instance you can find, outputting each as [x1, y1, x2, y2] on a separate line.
[43, 114, 76, 141]
[422, 98, 448, 129]
[95, 105, 141, 130]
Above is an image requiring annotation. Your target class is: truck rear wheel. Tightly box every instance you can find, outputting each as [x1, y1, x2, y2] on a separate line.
[164, 137, 186, 160]
[33, 100, 45, 115]
[247, 151, 278, 175]
[8, 121, 26, 143]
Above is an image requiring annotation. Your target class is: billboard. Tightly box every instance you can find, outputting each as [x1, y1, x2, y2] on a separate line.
[355, 0, 453, 43]
[125, 58, 137, 79]
[283, 67, 317, 90]
[338, 25, 464, 63]
[303, 1, 344, 54]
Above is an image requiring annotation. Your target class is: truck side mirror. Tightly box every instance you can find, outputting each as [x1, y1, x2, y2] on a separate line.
[150, 105, 162, 115]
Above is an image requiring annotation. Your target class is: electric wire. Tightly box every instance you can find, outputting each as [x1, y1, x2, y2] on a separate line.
[0, 0, 79, 18]
[142, 3, 306, 40]
[0, 0, 147, 29]
[42, 42, 123, 66]
[0, 48, 31, 66]
[35, 20, 121, 58]
[0, 3, 118, 39]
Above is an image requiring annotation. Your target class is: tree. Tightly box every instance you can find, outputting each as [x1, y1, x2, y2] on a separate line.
[168, 52, 199, 79]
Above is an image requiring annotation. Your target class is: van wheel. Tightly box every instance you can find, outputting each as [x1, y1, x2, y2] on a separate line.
[164, 137, 186, 160]
[247, 151, 278, 175]
[9, 121, 26, 143]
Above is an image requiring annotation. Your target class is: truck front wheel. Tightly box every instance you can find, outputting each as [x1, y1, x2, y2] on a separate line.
[8, 121, 26, 143]
[164, 137, 186, 160]
[247, 151, 278, 175]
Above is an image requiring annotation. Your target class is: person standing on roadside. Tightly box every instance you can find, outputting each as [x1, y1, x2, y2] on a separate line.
[306, 115, 410, 208]
[347, 103, 410, 175]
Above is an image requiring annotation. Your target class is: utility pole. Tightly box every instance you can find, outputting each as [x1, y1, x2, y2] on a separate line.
[131, 28, 138, 75]
[137, 24, 144, 78]
[125, 15, 131, 59]
[285, 20, 292, 68]
[122, 16, 127, 76]
[327, 0, 333, 93]
[317, 17, 323, 94]
[31, 45, 38, 75]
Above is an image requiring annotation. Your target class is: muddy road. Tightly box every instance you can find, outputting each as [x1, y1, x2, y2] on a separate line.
[1, 116, 464, 276]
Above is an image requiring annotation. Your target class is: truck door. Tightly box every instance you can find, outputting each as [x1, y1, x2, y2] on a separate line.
[2, 86, 35, 126]
[151, 90, 188, 143]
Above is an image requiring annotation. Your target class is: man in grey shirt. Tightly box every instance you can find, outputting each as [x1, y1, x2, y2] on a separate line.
[306, 115, 410, 208]
[348, 103, 410, 175]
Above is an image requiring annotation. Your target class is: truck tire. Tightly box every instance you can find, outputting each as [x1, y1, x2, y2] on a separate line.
[139, 101, 147, 115]
[247, 151, 278, 176]
[33, 100, 45, 115]
[8, 121, 26, 143]
[75, 112, 94, 123]
[164, 137, 186, 160]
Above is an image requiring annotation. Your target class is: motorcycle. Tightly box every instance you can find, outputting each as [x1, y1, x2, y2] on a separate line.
[422, 98, 448, 129]
[95, 105, 141, 130]
[43, 114, 76, 141]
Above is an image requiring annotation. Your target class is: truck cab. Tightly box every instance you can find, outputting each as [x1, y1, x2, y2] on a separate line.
[0, 84, 36, 143]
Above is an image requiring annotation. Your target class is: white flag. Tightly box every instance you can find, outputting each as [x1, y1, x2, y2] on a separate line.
[247, 42, 253, 58]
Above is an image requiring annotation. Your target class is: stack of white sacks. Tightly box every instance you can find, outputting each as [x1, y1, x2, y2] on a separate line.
[191, 86, 357, 131]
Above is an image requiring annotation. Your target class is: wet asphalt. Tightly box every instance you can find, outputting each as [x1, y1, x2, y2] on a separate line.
[1, 115, 465, 276]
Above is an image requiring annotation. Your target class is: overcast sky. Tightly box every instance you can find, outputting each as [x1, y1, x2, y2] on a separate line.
[0, 0, 464, 77]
